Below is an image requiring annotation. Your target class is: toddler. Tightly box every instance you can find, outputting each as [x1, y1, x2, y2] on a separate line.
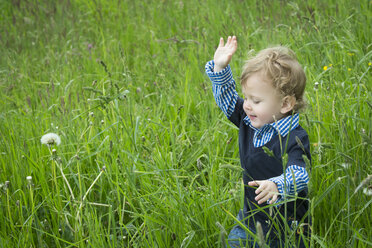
[205, 36, 311, 247]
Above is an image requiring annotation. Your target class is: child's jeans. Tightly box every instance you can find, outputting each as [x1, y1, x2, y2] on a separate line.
[227, 210, 310, 248]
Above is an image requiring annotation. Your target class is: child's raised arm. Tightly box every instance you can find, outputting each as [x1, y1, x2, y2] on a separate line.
[213, 36, 238, 72]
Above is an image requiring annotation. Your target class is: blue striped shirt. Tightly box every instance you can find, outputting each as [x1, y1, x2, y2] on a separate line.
[205, 60, 309, 203]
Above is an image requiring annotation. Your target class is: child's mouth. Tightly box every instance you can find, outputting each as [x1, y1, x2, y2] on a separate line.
[249, 115, 257, 120]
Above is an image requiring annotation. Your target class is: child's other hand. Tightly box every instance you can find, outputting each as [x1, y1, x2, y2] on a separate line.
[213, 36, 238, 72]
[248, 180, 279, 205]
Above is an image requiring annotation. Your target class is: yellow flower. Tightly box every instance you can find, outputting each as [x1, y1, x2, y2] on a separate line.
[348, 68, 352, 71]
[329, 64, 333, 67]
[369, 62, 371, 66]
[347, 52, 355, 56]
[323, 66, 328, 71]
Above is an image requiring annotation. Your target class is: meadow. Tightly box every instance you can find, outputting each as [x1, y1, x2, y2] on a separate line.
[0, 0, 371, 247]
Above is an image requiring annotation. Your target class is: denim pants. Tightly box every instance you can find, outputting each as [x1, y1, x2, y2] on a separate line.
[227, 210, 309, 248]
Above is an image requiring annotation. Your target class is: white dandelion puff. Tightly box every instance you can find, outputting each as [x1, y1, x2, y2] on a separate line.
[363, 187, 372, 196]
[314, 82, 319, 90]
[26, 176, 32, 181]
[41, 133, 61, 146]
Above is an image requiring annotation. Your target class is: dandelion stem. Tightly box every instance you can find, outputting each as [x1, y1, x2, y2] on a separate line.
[76, 167, 105, 225]
[56, 161, 75, 200]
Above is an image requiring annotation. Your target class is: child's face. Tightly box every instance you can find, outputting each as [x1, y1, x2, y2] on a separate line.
[242, 72, 287, 129]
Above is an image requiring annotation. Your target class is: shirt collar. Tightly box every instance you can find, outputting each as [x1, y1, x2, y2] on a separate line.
[243, 113, 299, 137]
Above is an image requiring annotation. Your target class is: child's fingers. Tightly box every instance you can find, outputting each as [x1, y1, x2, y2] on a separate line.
[226, 36, 232, 46]
[218, 37, 224, 48]
[248, 181, 259, 187]
[229, 36, 237, 51]
[269, 194, 278, 204]
[255, 192, 265, 202]
[256, 189, 278, 204]
[256, 192, 270, 204]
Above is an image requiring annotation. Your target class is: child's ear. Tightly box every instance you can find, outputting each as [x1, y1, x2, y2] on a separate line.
[280, 95, 296, 114]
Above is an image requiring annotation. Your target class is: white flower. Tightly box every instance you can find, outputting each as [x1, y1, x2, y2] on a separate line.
[363, 187, 372, 196]
[40, 133, 61, 146]
[26, 176, 32, 181]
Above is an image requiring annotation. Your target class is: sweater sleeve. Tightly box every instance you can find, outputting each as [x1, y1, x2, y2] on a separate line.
[205, 60, 238, 119]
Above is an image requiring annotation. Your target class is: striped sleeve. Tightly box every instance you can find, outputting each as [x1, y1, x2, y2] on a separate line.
[268, 165, 309, 205]
[205, 60, 238, 118]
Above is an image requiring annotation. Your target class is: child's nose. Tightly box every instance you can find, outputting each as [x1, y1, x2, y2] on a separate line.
[244, 101, 252, 110]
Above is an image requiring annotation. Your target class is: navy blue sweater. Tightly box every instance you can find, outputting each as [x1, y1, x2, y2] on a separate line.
[229, 97, 311, 237]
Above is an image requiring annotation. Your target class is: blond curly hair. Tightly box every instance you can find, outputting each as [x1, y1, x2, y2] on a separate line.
[240, 46, 307, 112]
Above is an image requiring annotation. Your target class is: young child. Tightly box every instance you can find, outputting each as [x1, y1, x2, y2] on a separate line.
[205, 36, 311, 247]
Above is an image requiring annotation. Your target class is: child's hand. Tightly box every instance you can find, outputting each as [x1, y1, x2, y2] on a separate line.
[248, 180, 279, 205]
[213, 36, 238, 72]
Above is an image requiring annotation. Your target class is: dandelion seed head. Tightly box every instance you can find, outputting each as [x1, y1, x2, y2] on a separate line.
[41, 133, 61, 146]
[26, 176, 32, 181]
[363, 187, 372, 196]
[101, 120, 104, 124]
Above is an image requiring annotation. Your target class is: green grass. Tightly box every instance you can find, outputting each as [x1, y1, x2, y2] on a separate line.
[0, 0, 371, 247]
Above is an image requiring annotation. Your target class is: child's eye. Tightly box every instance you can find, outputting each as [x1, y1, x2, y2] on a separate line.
[253, 100, 261, 104]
